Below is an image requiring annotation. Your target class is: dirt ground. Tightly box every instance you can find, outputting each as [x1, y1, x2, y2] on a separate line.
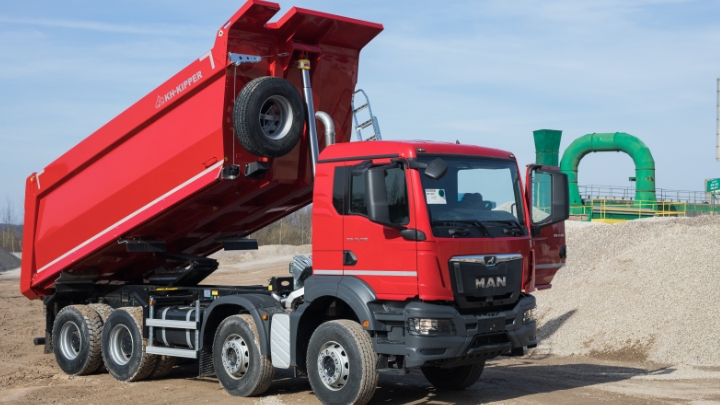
[2, 253, 720, 404]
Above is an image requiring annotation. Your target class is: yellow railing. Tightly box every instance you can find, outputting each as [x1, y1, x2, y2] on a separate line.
[570, 199, 687, 222]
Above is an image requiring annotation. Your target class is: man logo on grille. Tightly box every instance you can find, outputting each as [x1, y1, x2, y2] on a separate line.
[484, 256, 497, 266]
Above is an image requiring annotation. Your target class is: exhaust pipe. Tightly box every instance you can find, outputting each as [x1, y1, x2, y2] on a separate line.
[298, 59, 320, 176]
[315, 111, 335, 147]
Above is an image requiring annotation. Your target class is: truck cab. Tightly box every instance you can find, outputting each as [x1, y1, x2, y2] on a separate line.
[291, 140, 568, 376]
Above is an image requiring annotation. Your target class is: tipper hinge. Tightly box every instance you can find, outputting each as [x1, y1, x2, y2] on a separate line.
[228, 53, 261, 66]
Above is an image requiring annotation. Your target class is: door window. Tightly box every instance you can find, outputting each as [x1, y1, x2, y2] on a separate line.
[531, 171, 552, 224]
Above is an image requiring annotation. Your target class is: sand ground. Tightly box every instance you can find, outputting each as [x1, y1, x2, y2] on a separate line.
[1, 251, 719, 404]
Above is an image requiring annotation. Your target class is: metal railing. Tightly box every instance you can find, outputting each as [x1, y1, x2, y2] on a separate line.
[571, 199, 688, 221]
[578, 185, 713, 204]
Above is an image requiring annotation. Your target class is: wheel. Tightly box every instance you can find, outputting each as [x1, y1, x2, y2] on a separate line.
[101, 307, 157, 382]
[52, 305, 104, 375]
[421, 361, 485, 390]
[88, 303, 113, 322]
[212, 314, 273, 396]
[88, 303, 113, 373]
[307, 320, 378, 405]
[233, 76, 305, 158]
[149, 355, 176, 379]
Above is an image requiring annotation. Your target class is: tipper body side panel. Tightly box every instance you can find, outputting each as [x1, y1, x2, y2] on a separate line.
[21, 0, 383, 299]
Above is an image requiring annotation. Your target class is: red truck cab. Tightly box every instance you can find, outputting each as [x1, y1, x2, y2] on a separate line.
[293, 140, 568, 371]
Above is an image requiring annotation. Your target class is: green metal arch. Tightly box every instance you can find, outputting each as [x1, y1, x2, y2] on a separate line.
[559, 132, 655, 208]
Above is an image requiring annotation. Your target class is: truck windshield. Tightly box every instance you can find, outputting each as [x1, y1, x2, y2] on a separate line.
[418, 156, 526, 238]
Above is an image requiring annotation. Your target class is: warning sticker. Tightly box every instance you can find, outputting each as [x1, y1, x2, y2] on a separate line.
[425, 189, 447, 204]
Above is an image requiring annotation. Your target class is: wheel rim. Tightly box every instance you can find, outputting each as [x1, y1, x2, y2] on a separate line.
[59, 321, 82, 360]
[221, 334, 249, 379]
[317, 341, 350, 391]
[109, 324, 134, 366]
[258, 95, 293, 140]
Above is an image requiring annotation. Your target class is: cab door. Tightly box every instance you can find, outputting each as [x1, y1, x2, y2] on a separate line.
[343, 161, 418, 300]
[525, 165, 569, 290]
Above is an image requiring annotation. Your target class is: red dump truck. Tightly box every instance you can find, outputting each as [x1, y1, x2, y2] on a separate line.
[21, 1, 568, 404]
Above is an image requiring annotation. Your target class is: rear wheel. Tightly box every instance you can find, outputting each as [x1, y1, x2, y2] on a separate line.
[88, 303, 113, 373]
[101, 307, 157, 382]
[421, 361, 485, 390]
[212, 314, 273, 396]
[149, 355, 176, 379]
[307, 320, 378, 405]
[52, 305, 103, 375]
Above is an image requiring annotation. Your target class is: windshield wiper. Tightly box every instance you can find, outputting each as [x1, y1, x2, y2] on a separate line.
[431, 220, 492, 237]
[481, 220, 525, 236]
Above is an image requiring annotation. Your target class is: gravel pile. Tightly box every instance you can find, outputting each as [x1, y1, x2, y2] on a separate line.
[0, 246, 21, 271]
[536, 216, 720, 366]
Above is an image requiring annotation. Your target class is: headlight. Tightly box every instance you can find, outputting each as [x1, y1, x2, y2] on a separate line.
[406, 318, 456, 336]
[523, 307, 537, 324]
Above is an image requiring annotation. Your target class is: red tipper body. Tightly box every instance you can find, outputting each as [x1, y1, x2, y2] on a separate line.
[21, 0, 383, 299]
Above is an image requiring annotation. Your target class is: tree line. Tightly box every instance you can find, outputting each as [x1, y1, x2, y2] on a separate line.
[250, 205, 312, 245]
[1, 197, 22, 252]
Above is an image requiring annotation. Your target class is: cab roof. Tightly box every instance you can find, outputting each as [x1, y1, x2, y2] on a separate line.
[318, 140, 516, 162]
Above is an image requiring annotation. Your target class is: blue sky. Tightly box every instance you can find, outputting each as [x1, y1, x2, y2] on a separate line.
[2, 0, 720, 213]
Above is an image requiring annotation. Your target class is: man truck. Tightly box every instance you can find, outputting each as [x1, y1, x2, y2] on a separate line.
[21, 1, 569, 404]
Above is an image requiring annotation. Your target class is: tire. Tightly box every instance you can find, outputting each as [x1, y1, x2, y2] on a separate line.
[88, 303, 113, 373]
[421, 361, 485, 390]
[149, 355, 176, 379]
[101, 307, 157, 382]
[212, 314, 274, 396]
[88, 303, 113, 322]
[307, 320, 378, 405]
[52, 305, 104, 375]
[233, 76, 305, 158]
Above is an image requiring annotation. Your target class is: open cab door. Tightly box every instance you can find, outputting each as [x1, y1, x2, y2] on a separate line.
[525, 165, 570, 291]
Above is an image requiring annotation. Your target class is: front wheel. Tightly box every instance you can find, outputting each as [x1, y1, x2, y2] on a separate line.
[307, 320, 378, 405]
[212, 314, 274, 397]
[421, 361, 485, 390]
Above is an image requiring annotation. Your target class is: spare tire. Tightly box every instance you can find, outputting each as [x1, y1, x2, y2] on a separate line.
[233, 76, 305, 158]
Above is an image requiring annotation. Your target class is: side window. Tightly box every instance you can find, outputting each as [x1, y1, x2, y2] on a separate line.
[385, 167, 409, 225]
[531, 171, 552, 224]
[350, 172, 368, 215]
[333, 167, 346, 214]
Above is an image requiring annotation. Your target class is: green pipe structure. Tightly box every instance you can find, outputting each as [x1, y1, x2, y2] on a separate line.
[533, 129, 562, 166]
[559, 132, 656, 211]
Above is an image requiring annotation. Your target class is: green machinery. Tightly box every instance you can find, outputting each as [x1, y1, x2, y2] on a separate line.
[533, 129, 702, 222]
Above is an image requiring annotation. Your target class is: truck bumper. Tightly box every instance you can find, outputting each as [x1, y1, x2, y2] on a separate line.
[375, 295, 537, 368]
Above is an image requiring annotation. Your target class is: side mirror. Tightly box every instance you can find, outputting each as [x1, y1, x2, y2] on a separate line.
[424, 158, 448, 180]
[365, 165, 404, 228]
[550, 171, 569, 224]
[528, 167, 569, 229]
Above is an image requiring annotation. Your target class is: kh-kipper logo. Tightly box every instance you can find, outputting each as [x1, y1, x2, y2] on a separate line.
[155, 70, 203, 108]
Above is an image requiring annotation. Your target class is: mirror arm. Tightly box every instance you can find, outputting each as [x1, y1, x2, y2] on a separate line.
[405, 158, 427, 169]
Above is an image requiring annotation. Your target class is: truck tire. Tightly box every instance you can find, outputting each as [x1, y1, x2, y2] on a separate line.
[421, 361, 485, 390]
[212, 314, 273, 396]
[88, 303, 113, 322]
[87, 303, 113, 373]
[233, 76, 305, 158]
[101, 307, 157, 382]
[52, 305, 104, 375]
[149, 355, 176, 379]
[306, 320, 378, 405]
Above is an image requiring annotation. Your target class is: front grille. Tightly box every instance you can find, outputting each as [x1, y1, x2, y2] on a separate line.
[448, 256, 522, 309]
